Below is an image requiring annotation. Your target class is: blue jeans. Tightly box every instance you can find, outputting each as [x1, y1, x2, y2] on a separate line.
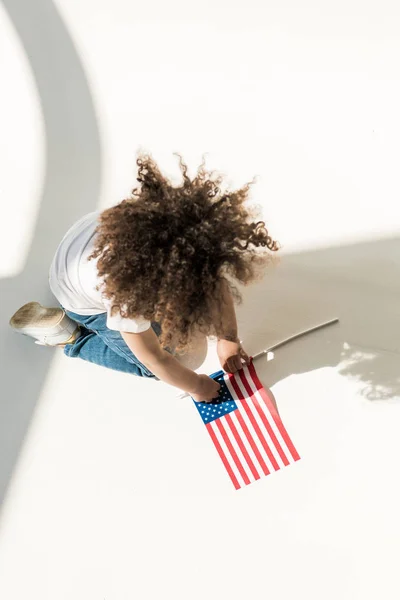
[61, 306, 172, 380]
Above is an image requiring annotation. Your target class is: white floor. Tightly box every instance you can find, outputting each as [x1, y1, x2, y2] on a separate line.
[1, 1, 400, 599]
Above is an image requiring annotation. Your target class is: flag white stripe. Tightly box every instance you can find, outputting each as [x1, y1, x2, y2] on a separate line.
[222, 414, 258, 484]
[242, 365, 295, 464]
[253, 389, 296, 465]
[227, 373, 286, 469]
[244, 397, 287, 469]
[236, 401, 283, 470]
[224, 376, 277, 473]
[210, 420, 246, 488]
[230, 411, 264, 479]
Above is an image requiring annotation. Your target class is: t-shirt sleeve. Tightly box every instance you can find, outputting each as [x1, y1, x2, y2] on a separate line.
[103, 298, 152, 333]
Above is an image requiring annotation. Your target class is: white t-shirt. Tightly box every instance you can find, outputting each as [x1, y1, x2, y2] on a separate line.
[48, 210, 152, 333]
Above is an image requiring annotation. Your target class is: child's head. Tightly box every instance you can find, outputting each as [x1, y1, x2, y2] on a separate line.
[88, 151, 279, 354]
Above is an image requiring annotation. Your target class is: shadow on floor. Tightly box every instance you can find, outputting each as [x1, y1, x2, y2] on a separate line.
[233, 235, 400, 402]
[0, 0, 102, 510]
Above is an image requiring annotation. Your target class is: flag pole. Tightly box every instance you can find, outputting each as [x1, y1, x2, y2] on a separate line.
[250, 317, 339, 361]
[176, 317, 339, 399]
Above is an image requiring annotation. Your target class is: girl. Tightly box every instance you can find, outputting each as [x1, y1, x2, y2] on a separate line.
[9, 152, 279, 402]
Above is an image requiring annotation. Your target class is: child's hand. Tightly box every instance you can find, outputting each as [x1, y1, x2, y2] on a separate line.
[217, 338, 251, 374]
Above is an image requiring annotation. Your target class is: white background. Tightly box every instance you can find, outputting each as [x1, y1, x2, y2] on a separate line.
[1, 1, 400, 598]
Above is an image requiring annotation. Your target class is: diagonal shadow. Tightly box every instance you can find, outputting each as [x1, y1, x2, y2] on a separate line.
[234, 234, 400, 402]
[0, 0, 101, 509]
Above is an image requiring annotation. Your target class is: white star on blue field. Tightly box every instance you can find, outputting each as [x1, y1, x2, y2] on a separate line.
[192, 369, 238, 424]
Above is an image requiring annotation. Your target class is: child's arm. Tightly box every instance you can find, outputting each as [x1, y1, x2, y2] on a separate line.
[210, 278, 239, 342]
[121, 329, 200, 394]
[210, 279, 252, 373]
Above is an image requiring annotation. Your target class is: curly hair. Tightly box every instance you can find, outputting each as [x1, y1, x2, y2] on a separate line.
[87, 151, 280, 355]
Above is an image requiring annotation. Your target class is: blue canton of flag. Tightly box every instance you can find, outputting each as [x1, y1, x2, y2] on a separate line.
[193, 370, 237, 423]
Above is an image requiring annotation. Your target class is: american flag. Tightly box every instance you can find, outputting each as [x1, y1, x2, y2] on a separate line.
[193, 359, 300, 489]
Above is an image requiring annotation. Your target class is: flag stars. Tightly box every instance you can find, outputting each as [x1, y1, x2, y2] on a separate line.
[193, 378, 237, 423]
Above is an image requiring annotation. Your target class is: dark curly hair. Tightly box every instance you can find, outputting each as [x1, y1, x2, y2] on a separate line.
[87, 150, 280, 355]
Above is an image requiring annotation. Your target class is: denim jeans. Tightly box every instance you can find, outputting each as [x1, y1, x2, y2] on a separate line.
[61, 306, 172, 380]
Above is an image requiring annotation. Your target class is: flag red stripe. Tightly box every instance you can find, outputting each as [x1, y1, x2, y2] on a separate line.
[248, 362, 301, 462]
[234, 410, 270, 476]
[228, 375, 280, 471]
[206, 422, 240, 490]
[258, 387, 301, 462]
[225, 413, 260, 481]
[241, 398, 281, 470]
[238, 370, 289, 466]
[215, 419, 251, 486]
[252, 397, 290, 465]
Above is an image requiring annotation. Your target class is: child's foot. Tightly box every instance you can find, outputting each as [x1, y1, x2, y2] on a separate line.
[9, 301, 81, 346]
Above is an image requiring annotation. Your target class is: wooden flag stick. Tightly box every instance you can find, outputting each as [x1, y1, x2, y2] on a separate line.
[251, 317, 339, 361]
[176, 317, 339, 399]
